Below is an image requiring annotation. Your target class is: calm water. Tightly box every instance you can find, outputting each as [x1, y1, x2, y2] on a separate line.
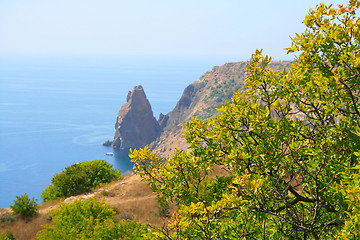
[0, 57, 212, 207]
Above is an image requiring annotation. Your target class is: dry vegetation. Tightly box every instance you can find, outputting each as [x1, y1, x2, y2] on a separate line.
[0, 172, 174, 240]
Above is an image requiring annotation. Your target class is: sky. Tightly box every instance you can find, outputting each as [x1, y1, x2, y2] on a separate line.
[0, 0, 350, 62]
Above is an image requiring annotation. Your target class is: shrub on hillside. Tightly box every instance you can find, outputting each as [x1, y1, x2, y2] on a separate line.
[37, 198, 150, 240]
[41, 160, 121, 202]
[9, 193, 38, 220]
[0, 231, 16, 240]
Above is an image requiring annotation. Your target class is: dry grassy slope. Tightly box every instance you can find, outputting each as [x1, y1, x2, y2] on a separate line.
[0, 173, 172, 240]
[151, 61, 292, 156]
[0, 168, 231, 240]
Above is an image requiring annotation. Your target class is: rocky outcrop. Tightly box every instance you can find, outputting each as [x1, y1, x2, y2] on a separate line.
[102, 140, 113, 146]
[112, 85, 161, 150]
[150, 61, 292, 156]
[108, 61, 292, 155]
[158, 113, 169, 129]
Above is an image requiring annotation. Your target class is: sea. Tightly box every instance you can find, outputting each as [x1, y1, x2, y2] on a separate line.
[0, 56, 214, 208]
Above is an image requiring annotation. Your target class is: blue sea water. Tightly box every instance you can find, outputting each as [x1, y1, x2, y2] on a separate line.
[0, 57, 213, 208]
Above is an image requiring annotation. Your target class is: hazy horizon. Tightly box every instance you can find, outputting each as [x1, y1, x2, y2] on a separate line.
[0, 0, 349, 62]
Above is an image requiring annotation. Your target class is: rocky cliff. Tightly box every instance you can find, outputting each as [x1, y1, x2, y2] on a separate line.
[110, 61, 291, 154]
[150, 61, 292, 156]
[112, 85, 161, 150]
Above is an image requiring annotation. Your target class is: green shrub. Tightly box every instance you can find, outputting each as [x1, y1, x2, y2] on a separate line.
[37, 198, 150, 240]
[41, 160, 121, 202]
[41, 184, 61, 202]
[0, 231, 16, 240]
[9, 193, 38, 220]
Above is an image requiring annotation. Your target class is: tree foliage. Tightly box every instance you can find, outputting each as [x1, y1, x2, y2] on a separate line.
[41, 160, 121, 202]
[131, 1, 360, 239]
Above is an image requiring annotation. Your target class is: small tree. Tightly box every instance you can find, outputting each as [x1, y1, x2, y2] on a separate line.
[10, 193, 38, 220]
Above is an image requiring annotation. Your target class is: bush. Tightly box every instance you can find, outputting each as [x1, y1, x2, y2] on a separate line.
[41, 160, 121, 202]
[0, 231, 15, 240]
[37, 198, 150, 240]
[9, 193, 38, 220]
[41, 184, 61, 202]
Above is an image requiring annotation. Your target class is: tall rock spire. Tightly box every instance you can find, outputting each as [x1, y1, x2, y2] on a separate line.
[112, 85, 161, 150]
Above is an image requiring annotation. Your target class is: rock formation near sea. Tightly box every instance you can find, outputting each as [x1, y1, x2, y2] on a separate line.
[110, 61, 292, 155]
[112, 85, 161, 150]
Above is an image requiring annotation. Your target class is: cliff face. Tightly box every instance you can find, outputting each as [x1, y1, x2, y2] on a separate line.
[150, 61, 292, 156]
[112, 85, 161, 150]
[110, 61, 292, 155]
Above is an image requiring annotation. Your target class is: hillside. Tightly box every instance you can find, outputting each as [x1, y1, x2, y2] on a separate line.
[0, 173, 171, 240]
[150, 61, 292, 156]
[0, 167, 229, 239]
